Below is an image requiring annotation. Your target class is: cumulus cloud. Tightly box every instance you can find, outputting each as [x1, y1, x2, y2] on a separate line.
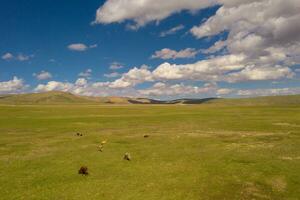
[93, 0, 217, 28]
[33, 71, 52, 80]
[109, 66, 153, 88]
[190, 0, 300, 83]
[1, 53, 13, 60]
[216, 88, 235, 95]
[191, 0, 300, 40]
[34, 78, 139, 97]
[78, 69, 92, 78]
[75, 78, 88, 87]
[32, 75, 300, 98]
[68, 43, 88, 51]
[226, 65, 294, 82]
[237, 87, 300, 97]
[100, 0, 298, 88]
[104, 72, 121, 78]
[152, 54, 246, 81]
[35, 81, 74, 92]
[0, 77, 27, 94]
[138, 82, 217, 97]
[92, 0, 300, 84]
[16, 54, 32, 61]
[160, 24, 185, 37]
[109, 62, 124, 70]
[201, 40, 227, 54]
[151, 48, 198, 60]
[1, 52, 33, 61]
[89, 44, 98, 49]
[67, 43, 97, 51]
[110, 53, 295, 89]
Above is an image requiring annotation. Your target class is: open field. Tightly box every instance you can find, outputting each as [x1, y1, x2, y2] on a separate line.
[1, 98, 300, 199]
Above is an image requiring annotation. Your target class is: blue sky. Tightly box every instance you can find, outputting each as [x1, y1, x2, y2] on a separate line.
[1, 0, 300, 99]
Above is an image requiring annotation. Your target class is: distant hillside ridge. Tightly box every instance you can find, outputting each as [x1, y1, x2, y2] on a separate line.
[0, 91, 299, 105]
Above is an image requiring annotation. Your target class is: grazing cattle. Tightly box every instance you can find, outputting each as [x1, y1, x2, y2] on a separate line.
[78, 166, 88, 175]
[98, 144, 103, 152]
[123, 153, 131, 161]
[97, 140, 107, 152]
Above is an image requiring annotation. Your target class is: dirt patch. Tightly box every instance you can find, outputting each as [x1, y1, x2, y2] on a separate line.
[266, 176, 287, 192]
[273, 122, 300, 128]
[279, 156, 300, 160]
[182, 131, 283, 138]
[226, 142, 274, 150]
[241, 182, 270, 200]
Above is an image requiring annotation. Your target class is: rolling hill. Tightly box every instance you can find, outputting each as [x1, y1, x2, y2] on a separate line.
[0, 91, 153, 105]
[0, 91, 299, 105]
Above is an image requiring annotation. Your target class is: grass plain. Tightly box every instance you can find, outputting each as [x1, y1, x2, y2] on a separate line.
[0, 95, 300, 199]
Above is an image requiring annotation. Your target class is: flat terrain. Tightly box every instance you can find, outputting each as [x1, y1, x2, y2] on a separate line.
[0, 100, 300, 199]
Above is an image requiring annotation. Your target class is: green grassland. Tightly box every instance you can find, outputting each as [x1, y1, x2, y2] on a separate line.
[0, 94, 300, 199]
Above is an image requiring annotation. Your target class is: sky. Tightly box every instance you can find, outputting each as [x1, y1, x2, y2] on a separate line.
[0, 0, 300, 99]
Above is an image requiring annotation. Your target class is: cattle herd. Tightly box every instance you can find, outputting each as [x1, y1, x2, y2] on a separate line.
[77, 133, 149, 175]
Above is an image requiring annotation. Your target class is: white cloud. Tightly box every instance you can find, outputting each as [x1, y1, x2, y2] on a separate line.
[90, 0, 299, 94]
[32, 75, 300, 98]
[34, 78, 139, 97]
[93, 0, 217, 28]
[237, 87, 300, 97]
[1, 52, 33, 61]
[1, 53, 13, 60]
[151, 48, 198, 60]
[16, 54, 32, 61]
[78, 69, 92, 78]
[201, 40, 227, 54]
[110, 52, 294, 88]
[216, 88, 235, 95]
[100, 0, 298, 88]
[139, 82, 217, 97]
[89, 44, 98, 48]
[35, 81, 73, 92]
[68, 43, 88, 51]
[152, 54, 246, 81]
[33, 71, 52, 80]
[160, 24, 185, 37]
[190, 0, 300, 84]
[104, 72, 121, 78]
[75, 78, 88, 87]
[0, 77, 27, 94]
[67, 43, 97, 51]
[152, 62, 183, 80]
[109, 66, 153, 88]
[109, 62, 124, 70]
[191, 0, 300, 40]
[226, 65, 294, 82]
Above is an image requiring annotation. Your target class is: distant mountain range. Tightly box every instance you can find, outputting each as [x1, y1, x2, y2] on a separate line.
[0, 91, 299, 106]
